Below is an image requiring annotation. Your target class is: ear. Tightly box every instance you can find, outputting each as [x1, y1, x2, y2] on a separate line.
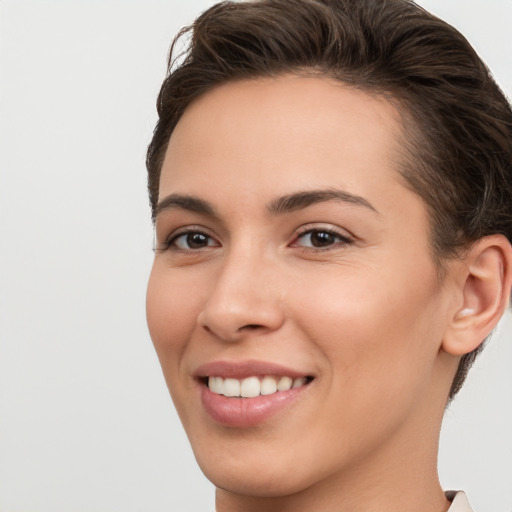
[442, 235, 512, 356]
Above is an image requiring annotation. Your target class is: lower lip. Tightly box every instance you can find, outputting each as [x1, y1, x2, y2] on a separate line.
[200, 383, 309, 428]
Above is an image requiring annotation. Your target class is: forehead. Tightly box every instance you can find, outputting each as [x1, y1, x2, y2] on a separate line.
[160, 75, 410, 215]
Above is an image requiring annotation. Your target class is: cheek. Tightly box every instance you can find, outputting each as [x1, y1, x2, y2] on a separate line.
[146, 264, 209, 430]
[146, 265, 200, 370]
[287, 269, 445, 467]
[294, 261, 444, 400]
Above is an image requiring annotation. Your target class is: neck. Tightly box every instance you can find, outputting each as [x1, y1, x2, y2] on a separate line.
[217, 483, 449, 512]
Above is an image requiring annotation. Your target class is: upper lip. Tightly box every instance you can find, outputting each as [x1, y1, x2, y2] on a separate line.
[193, 360, 314, 380]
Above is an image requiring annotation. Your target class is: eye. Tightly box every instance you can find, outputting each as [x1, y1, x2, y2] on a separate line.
[167, 230, 219, 250]
[292, 228, 352, 249]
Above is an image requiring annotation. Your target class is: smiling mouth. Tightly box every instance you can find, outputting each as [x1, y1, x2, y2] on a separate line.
[204, 375, 314, 398]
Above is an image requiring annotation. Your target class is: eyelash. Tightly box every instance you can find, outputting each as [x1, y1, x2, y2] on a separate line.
[158, 226, 353, 253]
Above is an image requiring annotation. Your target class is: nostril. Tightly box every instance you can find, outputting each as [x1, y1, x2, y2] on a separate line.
[240, 324, 264, 331]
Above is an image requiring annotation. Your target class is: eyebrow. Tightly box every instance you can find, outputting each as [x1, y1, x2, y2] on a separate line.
[155, 194, 218, 219]
[267, 189, 379, 215]
[155, 188, 378, 219]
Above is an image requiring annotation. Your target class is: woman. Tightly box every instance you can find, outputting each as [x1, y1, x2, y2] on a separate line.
[145, 1, 512, 511]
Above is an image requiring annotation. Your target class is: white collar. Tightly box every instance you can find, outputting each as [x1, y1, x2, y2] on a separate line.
[446, 491, 473, 512]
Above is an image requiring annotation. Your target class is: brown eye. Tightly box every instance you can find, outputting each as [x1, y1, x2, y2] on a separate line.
[294, 229, 352, 249]
[186, 233, 209, 248]
[171, 231, 218, 250]
[309, 231, 337, 247]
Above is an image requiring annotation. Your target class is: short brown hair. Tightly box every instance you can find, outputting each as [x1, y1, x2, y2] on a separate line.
[147, 0, 512, 399]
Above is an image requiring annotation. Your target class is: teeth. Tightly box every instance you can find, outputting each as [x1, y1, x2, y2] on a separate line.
[209, 376, 222, 394]
[277, 376, 293, 391]
[207, 375, 310, 397]
[240, 376, 260, 397]
[223, 378, 241, 397]
[293, 377, 306, 388]
[260, 376, 277, 395]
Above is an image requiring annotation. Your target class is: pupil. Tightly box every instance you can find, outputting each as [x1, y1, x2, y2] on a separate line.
[187, 233, 208, 248]
[312, 231, 333, 247]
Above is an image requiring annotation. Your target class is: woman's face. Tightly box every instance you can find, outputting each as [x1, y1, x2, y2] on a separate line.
[146, 76, 458, 498]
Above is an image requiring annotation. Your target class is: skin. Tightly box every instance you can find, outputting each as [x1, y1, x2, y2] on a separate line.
[146, 76, 471, 512]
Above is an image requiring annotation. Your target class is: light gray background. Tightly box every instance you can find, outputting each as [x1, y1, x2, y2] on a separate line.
[0, 1, 511, 511]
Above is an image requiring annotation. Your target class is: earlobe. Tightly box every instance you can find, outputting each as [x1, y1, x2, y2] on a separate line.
[442, 235, 512, 356]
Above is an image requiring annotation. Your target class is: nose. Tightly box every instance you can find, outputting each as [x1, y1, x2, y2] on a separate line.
[197, 251, 285, 342]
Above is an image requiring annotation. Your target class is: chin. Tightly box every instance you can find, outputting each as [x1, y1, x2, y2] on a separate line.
[199, 459, 315, 498]
[186, 431, 302, 497]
